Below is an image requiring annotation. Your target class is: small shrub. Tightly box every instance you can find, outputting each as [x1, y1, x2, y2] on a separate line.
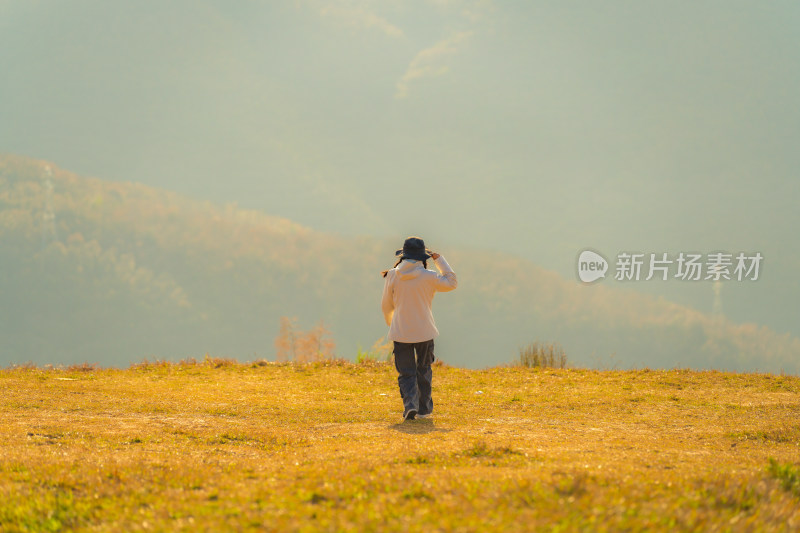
[356, 336, 392, 364]
[274, 317, 336, 363]
[516, 342, 567, 369]
[355, 348, 375, 364]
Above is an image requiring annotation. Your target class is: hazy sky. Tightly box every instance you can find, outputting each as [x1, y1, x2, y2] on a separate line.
[2, 1, 799, 339]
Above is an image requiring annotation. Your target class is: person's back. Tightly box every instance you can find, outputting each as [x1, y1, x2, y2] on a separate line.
[381, 237, 457, 420]
[383, 257, 456, 343]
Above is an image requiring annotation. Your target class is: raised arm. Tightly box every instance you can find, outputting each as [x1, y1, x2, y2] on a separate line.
[430, 253, 457, 292]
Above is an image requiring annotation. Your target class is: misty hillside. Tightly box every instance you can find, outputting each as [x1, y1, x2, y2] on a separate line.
[1, 154, 798, 372]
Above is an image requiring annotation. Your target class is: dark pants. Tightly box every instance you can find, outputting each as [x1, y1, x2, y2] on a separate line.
[393, 339, 435, 415]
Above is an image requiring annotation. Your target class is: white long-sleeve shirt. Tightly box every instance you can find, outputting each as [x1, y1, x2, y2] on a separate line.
[381, 255, 457, 343]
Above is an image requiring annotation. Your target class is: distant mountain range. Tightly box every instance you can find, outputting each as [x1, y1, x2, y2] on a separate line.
[1, 154, 798, 372]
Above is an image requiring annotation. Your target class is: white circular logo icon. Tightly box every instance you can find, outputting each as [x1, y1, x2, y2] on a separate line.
[577, 250, 608, 283]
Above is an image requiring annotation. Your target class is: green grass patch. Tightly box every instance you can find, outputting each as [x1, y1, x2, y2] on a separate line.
[768, 458, 800, 495]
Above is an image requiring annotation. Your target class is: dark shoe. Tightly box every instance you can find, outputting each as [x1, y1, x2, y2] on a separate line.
[417, 413, 432, 419]
[403, 408, 417, 421]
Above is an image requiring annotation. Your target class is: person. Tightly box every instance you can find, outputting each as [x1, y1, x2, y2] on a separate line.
[381, 236, 457, 420]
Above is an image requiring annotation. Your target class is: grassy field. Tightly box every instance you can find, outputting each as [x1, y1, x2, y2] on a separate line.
[1, 359, 799, 532]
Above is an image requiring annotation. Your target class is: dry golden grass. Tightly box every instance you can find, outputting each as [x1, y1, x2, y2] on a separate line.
[1, 360, 799, 532]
